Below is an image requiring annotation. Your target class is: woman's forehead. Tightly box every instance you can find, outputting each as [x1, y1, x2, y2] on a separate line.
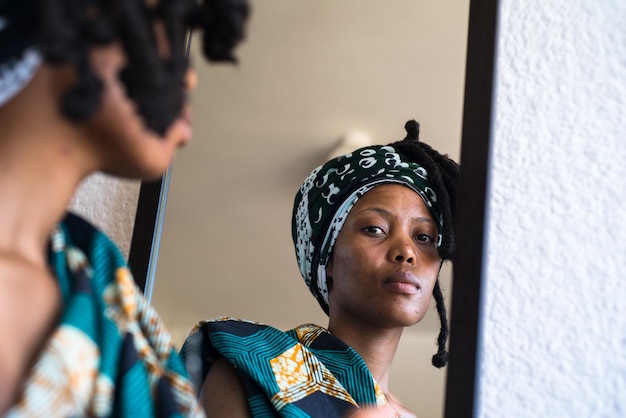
[352, 184, 433, 216]
[359, 183, 420, 201]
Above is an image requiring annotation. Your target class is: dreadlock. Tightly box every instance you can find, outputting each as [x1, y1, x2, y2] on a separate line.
[388, 119, 459, 368]
[36, 0, 249, 135]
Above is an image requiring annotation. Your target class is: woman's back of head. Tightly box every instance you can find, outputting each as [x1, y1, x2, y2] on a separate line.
[0, 0, 249, 134]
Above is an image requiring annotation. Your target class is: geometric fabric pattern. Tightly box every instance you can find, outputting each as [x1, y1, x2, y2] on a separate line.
[181, 318, 388, 417]
[269, 342, 357, 409]
[6, 213, 203, 417]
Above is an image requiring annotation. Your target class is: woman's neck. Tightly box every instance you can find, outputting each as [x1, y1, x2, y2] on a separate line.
[0, 67, 95, 267]
[327, 319, 403, 392]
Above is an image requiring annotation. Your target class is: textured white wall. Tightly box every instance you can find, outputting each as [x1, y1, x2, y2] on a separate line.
[69, 174, 140, 259]
[477, 0, 626, 417]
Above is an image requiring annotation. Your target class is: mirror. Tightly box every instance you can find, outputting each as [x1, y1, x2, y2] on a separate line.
[134, 1, 472, 416]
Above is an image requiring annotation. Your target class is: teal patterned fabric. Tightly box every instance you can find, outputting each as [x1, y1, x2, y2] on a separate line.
[7, 213, 203, 417]
[181, 318, 387, 418]
[291, 145, 443, 314]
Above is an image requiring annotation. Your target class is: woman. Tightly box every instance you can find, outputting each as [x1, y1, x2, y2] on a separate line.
[181, 120, 459, 417]
[0, 0, 248, 415]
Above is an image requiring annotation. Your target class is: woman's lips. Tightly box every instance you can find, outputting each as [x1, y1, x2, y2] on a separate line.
[383, 271, 421, 295]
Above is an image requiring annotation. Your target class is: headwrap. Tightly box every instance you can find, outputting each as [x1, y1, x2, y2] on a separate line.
[0, 0, 42, 107]
[292, 144, 444, 314]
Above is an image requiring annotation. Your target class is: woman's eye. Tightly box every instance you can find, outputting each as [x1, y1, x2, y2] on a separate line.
[415, 234, 435, 244]
[363, 226, 384, 235]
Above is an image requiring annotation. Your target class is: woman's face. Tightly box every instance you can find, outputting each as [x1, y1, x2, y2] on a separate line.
[326, 184, 442, 329]
[80, 16, 196, 180]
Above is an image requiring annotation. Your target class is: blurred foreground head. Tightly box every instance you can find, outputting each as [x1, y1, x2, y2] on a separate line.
[0, 0, 249, 134]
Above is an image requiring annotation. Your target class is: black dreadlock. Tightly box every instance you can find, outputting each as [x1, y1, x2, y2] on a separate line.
[37, 0, 249, 135]
[388, 119, 459, 368]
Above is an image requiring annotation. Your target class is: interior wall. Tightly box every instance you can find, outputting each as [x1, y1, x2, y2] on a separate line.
[478, 0, 626, 416]
[69, 174, 140, 258]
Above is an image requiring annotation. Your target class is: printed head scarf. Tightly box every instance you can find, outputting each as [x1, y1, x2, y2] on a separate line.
[292, 143, 444, 314]
[0, 0, 42, 107]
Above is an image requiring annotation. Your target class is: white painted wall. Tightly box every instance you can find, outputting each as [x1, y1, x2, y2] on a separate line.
[69, 174, 140, 259]
[477, 0, 626, 417]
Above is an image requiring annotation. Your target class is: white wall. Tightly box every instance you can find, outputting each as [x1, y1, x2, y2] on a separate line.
[69, 174, 140, 258]
[477, 0, 626, 417]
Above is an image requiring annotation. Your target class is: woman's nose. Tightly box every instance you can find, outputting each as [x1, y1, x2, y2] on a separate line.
[390, 235, 416, 264]
[184, 68, 197, 92]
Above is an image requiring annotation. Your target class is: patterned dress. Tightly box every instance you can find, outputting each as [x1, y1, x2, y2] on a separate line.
[6, 213, 203, 417]
[181, 318, 387, 417]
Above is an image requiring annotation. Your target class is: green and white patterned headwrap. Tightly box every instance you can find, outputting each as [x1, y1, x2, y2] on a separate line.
[291, 144, 444, 314]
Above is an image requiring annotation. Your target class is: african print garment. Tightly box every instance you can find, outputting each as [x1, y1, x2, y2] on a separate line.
[6, 213, 204, 417]
[181, 318, 387, 417]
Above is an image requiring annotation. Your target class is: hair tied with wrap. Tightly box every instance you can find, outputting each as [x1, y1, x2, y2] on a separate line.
[292, 120, 444, 314]
[186, 0, 250, 64]
[0, 0, 250, 134]
[292, 119, 459, 369]
[404, 119, 421, 142]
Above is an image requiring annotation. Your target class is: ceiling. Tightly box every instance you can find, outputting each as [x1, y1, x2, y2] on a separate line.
[149, 0, 468, 414]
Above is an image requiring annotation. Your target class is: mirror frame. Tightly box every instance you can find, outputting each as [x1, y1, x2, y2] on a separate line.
[128, 179, 159, 292]
[442, 0, 499, 416]
[128, 0, 500, 416]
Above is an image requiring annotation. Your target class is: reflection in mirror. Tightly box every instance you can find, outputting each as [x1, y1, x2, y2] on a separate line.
[150, 1, 469, 416]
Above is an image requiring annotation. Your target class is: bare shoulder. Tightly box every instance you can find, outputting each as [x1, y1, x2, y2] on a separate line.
[200, 356, 252, 418]
[0, 254, 61, 413]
